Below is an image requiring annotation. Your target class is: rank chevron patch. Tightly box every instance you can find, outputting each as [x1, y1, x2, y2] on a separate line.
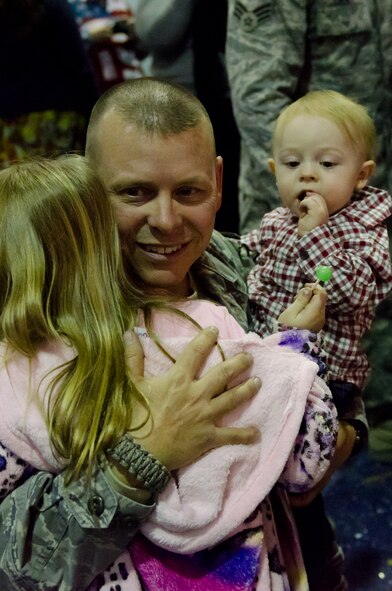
[233, 1, 272, 32]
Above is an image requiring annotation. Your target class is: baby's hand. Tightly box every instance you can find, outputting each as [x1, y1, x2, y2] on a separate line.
[297, 192, 329, 237]
[278, 285, 327, 332]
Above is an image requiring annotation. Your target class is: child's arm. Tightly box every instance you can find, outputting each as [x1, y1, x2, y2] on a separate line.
[299, 225, 390, 310]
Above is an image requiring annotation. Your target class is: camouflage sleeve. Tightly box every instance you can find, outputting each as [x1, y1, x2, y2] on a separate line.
[196, 231, 254, 331]
[0, 464, 154, 591]
[226, 0, 308, 232]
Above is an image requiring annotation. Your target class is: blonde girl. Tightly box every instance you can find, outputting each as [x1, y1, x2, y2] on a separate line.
[0, 154, 148, 482]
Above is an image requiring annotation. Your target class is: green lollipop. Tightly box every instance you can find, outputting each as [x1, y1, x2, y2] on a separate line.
[315, 265, 333, 283]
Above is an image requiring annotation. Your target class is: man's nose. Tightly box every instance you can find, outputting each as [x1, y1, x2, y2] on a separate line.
[147, 193, 181, 231]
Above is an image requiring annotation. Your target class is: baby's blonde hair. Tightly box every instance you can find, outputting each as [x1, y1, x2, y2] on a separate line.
[0, 155, 148, 482]
[272, 90, 377, 161]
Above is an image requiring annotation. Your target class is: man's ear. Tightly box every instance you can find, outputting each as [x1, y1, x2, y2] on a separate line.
[215, 156, 223, 211]
[356, 160, 376, 190]
[268, 158, 276, 175]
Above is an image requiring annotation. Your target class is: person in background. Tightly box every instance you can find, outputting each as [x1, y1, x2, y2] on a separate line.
[0, 0, 98, 165]
[133, 0, 241, 233]
[241, 89, 392, 591]
[68, 0, 148, 93]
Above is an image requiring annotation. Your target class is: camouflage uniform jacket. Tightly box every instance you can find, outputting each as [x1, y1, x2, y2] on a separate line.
[0, 231, 253, 591]
[226, 0, 392, 232]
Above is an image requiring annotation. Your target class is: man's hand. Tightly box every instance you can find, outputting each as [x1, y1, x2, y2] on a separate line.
[124, 328, 261, 471]
[289, 420, 357, 507]
[298, 192, 329, 237]
[278, 285, 327, 332]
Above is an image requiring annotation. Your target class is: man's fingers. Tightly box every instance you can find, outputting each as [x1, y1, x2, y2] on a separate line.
[198, 351, 255, 399]
[211, 424, 260, 447]
[124, 330, 144, 379]
[210, 376, 261, 416]
[171, 327, 220, 379]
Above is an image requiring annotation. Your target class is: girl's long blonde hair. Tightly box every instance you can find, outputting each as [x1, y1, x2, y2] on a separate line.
[0, 155, 146, 482]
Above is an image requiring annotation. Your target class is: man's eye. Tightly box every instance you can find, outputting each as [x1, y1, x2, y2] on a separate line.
[119, 186, 155, 200]
[176, 186, 197, 197]
[320, 161, 335, 168]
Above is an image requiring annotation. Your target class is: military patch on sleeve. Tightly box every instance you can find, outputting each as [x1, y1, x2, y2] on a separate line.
[233, 1, 272, 32]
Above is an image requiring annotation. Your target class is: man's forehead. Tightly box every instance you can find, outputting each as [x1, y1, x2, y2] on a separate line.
[96, 108, 213, 141]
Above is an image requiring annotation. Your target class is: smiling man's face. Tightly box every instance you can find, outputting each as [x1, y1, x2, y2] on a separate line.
[92, 112, 222, 296]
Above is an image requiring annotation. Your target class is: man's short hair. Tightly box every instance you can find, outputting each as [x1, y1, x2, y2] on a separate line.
[86, 77, 215, 160]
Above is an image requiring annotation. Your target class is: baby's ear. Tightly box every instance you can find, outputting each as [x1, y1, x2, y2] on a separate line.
[268, 158, 276, 175]
[356, 160, 376, 190]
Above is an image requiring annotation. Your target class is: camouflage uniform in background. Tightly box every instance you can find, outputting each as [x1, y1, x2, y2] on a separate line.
[226, 0, 392, 233]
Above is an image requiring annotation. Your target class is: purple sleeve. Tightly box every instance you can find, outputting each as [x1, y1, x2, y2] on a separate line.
[0, 442, 35, 501]
[280, 376, 338, 492]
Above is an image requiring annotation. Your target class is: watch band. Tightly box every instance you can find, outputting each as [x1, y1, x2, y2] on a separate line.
[108, 435, 171, 496]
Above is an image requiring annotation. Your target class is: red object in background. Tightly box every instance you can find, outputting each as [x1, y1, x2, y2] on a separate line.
[73, 1, 146, 93]
[88, 37, 145, 92]
[105, 0, 130, 18]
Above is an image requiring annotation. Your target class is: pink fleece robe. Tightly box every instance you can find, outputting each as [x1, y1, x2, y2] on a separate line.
[0, 300, 337, 591]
